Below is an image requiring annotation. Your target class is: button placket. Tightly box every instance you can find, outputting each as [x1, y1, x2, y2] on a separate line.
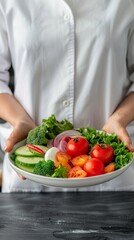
[64, 13, 70, 21]
[60, 1, 75, 123]
[63, 100, 70, 107]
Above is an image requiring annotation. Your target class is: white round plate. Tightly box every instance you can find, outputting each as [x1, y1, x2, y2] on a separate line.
[8, 139, 134, 188]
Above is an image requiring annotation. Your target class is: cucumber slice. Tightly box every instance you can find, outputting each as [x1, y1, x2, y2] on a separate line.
[15, 160, 35, 173]
[29, 145, 49, 156]
[15, 156, 44, 166]
[15, 146, 41, 157]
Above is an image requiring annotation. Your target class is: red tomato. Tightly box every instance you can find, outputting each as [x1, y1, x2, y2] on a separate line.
[66, 137, 89, 158]
[83, 158, 104, 176]
[55, 152, 72, 172]
[104, 162, 115, 174]
[90, 144, 114, 164]
[56, 151, 71, 164]
[71, 155, 89, 167]
[54, 161, 72, 172]
[68, 166, 87, 178]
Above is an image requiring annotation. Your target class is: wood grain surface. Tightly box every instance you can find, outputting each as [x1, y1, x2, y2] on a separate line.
[0, 192, 134, 240]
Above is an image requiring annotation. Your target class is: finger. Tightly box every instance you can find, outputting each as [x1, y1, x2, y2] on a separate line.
[128, 144, 134, 152]
[4, 129, 21, 152]
[117, 128, 134, 152]
[17, 173, 26, 180]
[102, 126, 134, 152]
[5, 139, 14, 152]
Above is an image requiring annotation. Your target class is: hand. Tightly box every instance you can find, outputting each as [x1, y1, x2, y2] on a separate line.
[4, 120, 36, 180]
[4, 120, 36, 152]
[102, 115, 134, 152]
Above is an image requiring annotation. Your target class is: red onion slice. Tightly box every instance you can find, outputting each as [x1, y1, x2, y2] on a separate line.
[58, 139, 68, 152]
[53, 130, 81, 151]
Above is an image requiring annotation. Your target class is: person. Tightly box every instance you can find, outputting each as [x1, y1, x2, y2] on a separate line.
[0, 0, 134, 192]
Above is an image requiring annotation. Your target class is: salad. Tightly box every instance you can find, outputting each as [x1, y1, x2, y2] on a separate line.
[10, 114, 133, 178]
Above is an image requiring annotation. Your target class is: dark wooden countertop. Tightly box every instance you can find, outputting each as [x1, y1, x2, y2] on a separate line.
[0, 192, 134, 240]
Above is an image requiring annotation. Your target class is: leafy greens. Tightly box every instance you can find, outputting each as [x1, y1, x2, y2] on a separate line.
[79, 127, 133, 170]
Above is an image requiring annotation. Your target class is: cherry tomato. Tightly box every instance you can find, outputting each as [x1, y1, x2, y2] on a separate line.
[71, 155, 89, 167]
[56, 151, 71, 164]
[68, 166, 87, 178]
[104, 162, 115, 174]
[83, 158, 104, 176]
[55, 152, 72, 172]
[90, 144, 114, 165]
[54, 161, 72, 172]
[66, 137, 89, 158]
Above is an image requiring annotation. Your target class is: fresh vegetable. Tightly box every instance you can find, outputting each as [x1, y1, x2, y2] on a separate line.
[10, 152, 16, 161]
[68, 166, 87, 178]
[14, 145, 39, 157]
[15, 162, 35, 173]
[80, 127, 133, 170]
[26, 114, 73, 145]
[15, 156, 44, 172]
[26, 126, 50, 145]
[26, 144, 46, 155]
[52, 164, 68, 178]
[33, 160, 68, 178]
[56, 151, 71, 165]
[66, 137, 89, 158]
[90, 143, 114, 164]
[104, 162, 115, 174]
[15, 156, 44, 166]
[54, 151, 72, 171]
[54, 161, 72, 172]
[55, 136, 70, 152]
[10, 116, 134, 179]
[33, 160, 55, 176]
[44, 147, 59, 162]
[83, 158, 104, 176]
[52, 130, 81, 151]
[71, 155, 89, 167]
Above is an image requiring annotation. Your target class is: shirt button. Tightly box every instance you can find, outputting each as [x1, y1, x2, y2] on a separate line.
[63, 100, 70, 107]
[64, 14, 70, 21]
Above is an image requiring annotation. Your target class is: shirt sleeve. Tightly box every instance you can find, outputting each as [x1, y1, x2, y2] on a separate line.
[0, 6, 13, 95]
[127, 25, 134, 94]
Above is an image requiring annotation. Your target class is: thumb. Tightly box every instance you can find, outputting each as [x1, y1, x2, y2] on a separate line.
[5, 139, 14, 152]
[4, 130, 20, 152]
[117, 129, 134, 152]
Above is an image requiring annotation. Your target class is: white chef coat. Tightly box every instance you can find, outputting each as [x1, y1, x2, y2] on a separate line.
[0, 0, 134, 192]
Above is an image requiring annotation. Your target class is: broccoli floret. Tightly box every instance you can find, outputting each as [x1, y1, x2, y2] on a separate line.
[26, 114, 73, 145]
[52, 164, 68, 178]
[33, 160, 55, 176]
[26, 126, 49, 145]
